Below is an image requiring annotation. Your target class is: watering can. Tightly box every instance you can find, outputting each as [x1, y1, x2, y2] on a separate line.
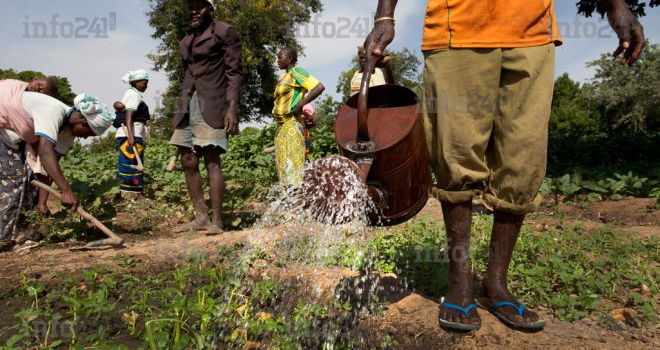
[313, 55, 431, 226]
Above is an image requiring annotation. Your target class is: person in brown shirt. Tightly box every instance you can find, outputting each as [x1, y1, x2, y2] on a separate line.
[170, 0, 243, 235]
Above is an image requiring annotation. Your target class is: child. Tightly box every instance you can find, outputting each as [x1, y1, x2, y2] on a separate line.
[114, 70, 150, 201]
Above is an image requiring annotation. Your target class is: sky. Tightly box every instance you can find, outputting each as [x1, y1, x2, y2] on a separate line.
[0, 0, 658, 126]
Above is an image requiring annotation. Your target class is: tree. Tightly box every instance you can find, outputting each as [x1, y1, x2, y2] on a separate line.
[577, 0, 658, 17]
[549, 73, 601, 135]
[582, 41, 659, 132]
[336, 47, 422, 102]
[0, 68, 76, 105]
[145, 0, 323, 123]
[311, 95, 341, 129]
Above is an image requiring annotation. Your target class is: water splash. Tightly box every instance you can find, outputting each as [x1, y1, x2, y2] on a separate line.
[243, 156, 392, 348]
[261, 155, 379, 227]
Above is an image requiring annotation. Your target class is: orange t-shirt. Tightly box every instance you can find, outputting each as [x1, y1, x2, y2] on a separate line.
[422, 0, 562, 51]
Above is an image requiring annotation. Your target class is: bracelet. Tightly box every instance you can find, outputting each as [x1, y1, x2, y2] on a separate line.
[374, 17, 395, 24]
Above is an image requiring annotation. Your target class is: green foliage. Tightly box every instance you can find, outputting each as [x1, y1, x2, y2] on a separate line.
[550, 73, 601, 136]
[88, 131, 117, 154]
[582, 42, 659, 133]
[224, 125, 278, 196]
[576, 0, 658, 18]
[540, 171, 657, 204]
[0, 68, 77, 104]
[145, 0, 323, 122]
[366, 215, 659, 323]
[547, 44, 659, 178]
[366, 217, 449, 295]
[308, 124, 339, 160]
[311, 95, 341, 128]
[547, 131, 660, 177]
[143, 138, 189, 204]
[24, 144, 122, 242]
[6, 253, 385, 349]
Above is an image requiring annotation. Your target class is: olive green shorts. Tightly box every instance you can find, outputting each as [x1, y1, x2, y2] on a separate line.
[421, 44, 555, 214]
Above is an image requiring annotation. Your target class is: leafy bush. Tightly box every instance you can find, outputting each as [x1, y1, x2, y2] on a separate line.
[540, 171, 658, 204]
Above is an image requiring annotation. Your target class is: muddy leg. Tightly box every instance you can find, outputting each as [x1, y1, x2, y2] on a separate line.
[479, 210, 542, 327]
[438, 200, 481, 329]
[173, 147, 211, 233]
[202, 146, 224, 235]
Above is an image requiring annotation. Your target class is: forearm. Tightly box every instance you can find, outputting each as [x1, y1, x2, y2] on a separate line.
[375, 0, 398, 17]
[36, 173, 52, 207]
[301, 84, 325, 107]
[227, 100, 238, 115]
[124, 110, 135, 139]
[37, 138, 70, 193]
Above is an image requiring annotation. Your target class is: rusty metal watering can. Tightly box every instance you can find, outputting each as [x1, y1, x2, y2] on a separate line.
[311, 56, 431, 226]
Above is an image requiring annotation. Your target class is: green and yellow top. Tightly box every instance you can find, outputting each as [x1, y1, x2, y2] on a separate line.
[272, 66, 320, 125]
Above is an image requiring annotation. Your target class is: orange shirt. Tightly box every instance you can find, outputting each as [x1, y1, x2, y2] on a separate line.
[422, 0, 562, 51]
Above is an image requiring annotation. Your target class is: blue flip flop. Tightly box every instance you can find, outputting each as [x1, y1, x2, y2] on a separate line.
[438, 301, 481, 331]
[476, 299, 546, 330]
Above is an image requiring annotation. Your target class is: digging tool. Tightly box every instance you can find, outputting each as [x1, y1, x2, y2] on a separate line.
[120, 123, 144, 172]
[30, 180, 124, 250]
[166, 148, 181, 172]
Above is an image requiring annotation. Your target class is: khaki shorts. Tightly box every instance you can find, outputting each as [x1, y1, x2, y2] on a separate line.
[170, 92, 228, 152]
[421, 44, 555, 214]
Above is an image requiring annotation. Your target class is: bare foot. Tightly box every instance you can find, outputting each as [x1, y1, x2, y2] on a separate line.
[173, 219, 210, 233]
[203, 223, 223, 236]
[135, 193, 150, 202]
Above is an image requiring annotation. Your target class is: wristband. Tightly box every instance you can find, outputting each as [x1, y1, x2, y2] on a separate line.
[374, 17, 395, 24]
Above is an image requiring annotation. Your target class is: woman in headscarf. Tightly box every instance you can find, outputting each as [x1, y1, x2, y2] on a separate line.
[0, 86, 113, 243]
[113, 69, 150, 200]
[272, 47, 325, 187]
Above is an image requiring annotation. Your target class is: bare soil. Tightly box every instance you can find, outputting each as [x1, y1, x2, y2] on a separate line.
[0, 197, 658, 349]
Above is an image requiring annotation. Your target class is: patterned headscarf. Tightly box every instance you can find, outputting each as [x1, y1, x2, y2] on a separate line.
[72, 94, 114, 136]
[121, 69, 149, 83]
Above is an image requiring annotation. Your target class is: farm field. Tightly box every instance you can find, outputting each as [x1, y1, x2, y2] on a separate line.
[0, 190, 657, 349]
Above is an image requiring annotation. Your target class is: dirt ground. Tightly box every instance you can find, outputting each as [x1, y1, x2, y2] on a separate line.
[0, 197, 658, 349]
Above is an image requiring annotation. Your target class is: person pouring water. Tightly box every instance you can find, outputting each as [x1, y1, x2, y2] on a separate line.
[362, 0, 644, 332]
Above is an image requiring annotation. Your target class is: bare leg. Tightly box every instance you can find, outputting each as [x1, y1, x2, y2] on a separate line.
[479, 210, 542, 327]
[438, 201, 481, 328]
[135, 193, 149, 201]
[201, 146, 224, 235]
[173, 147, 211, 233]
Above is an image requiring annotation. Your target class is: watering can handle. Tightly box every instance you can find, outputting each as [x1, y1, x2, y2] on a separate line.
[357, 54, 379, 143]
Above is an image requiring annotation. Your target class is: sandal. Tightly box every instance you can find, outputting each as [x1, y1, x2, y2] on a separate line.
[438, 301, 481, 331]
[476, 298, 545, 329]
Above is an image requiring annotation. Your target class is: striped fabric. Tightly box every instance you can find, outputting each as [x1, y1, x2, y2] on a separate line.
[272, 67, 320, 124]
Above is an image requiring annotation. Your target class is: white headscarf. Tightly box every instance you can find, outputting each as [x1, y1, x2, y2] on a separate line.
[72, 94, 114, 136]
[121, 69, 150, 84]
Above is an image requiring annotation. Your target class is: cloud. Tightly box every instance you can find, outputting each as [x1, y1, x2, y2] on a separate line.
[2, 28, 168, 110]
